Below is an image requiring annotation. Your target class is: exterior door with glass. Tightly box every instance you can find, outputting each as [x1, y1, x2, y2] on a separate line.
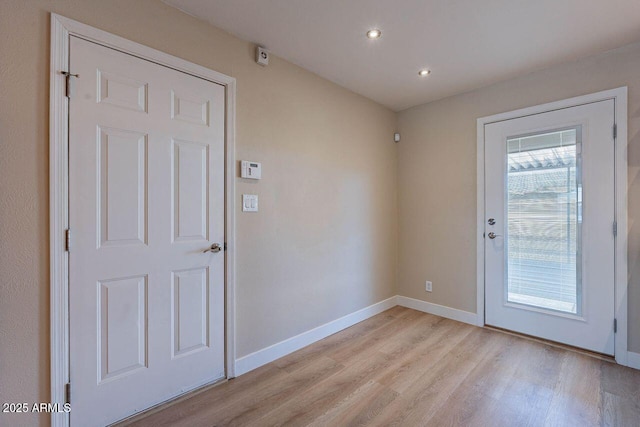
[484, 100, 615, 355]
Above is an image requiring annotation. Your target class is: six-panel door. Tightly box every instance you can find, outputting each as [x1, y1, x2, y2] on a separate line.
[69, 36, 225, 426]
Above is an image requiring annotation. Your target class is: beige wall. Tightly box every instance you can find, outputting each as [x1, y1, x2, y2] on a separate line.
[397, 41, 640, 351]
[0, 1, 397, 425]
[3, 1, 639, 425]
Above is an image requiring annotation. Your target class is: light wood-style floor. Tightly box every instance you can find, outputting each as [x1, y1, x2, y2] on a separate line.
[125, 307, 640, 427]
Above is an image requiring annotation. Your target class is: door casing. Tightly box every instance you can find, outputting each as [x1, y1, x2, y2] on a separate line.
[476, 87, 628, 365]
[49, 13, 237, 427]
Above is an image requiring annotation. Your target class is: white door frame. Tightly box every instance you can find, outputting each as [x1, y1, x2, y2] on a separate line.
[49, 14, 236, 427]
[476, 87, 628, 365]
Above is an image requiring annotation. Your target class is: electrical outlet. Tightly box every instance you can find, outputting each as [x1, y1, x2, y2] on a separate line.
[425, 281, 433, 292]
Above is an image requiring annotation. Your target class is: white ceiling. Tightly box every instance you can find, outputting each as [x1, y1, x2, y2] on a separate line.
[164, 0, 640, 111]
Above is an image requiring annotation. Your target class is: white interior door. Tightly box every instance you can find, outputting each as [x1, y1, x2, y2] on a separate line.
[484, 100, 615, 355]
[69, 36, 225, 426]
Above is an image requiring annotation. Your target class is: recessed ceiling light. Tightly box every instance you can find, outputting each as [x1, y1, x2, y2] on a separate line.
[366, 29, 382, 39]
[418, 69, 431, 76]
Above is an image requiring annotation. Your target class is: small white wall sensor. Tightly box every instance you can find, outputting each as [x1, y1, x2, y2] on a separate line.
[394, 133, 401, 143]
[256, 46, 269, 66]
[241, 161, 262, 179]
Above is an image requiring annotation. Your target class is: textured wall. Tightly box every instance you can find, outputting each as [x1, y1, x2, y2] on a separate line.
[397, 41, 640, 350]
[0, 1, 398, 425]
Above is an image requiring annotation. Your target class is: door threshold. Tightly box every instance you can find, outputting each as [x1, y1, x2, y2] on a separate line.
[112, 377, 228, 426]
[484, 325, 615, 363]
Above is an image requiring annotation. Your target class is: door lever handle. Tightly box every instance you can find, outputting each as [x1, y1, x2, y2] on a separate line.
[487, 232, 501, 239]
[203, 243, 222, 253]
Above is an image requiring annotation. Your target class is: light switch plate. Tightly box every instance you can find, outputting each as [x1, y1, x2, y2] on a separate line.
[243, 194, 258, 212]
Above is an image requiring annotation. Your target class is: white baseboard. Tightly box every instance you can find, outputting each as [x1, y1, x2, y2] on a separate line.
[234, 294, 636, 377]
[627, 351, 640, 370]
[234, 296, 398, 376]
[396, 295, 478, 326]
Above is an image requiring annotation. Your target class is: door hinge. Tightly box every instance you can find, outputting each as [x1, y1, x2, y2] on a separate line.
[65, 383, 71, 404]
[61, 71, 79, 98]
[224, 242, 227, 251]
[613, 123, 617, 140]
[65, 229, 71, 252]
[614, 318, 617, 334]
[613, 221, 618, 237]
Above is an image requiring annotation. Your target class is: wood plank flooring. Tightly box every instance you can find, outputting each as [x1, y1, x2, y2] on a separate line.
[123, 307, 640, 427]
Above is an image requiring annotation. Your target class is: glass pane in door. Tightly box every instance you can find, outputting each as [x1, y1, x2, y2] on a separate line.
[506, 128, 581, 314]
